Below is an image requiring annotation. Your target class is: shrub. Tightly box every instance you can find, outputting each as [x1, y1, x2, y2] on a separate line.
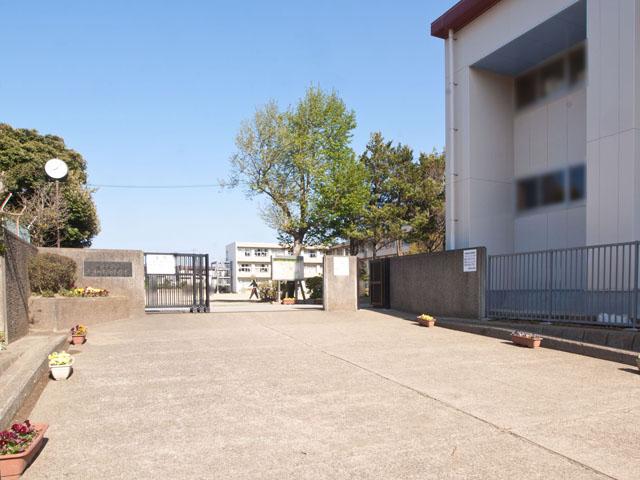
[306, 276, 323, 299]
[258, 281, 278, 302]
[28, 253, 77, 294]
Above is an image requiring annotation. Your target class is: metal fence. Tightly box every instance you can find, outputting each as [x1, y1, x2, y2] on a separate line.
[144, 253, 210, 312]
[487, 241, 639, 327]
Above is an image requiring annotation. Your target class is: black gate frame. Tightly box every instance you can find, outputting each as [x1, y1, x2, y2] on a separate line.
[369, 258, 390, 308]
[144, 253, 210, 312]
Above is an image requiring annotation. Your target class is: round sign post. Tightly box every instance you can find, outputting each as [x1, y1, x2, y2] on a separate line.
[44, 159, 69, 248]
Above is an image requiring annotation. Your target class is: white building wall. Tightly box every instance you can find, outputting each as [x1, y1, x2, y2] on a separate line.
[514, 88, 587, 252]
[586, 0, 640, 245]
[446, 0, 580, 255]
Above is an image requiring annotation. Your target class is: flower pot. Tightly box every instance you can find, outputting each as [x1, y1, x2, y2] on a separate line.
[281, 299, 296, 305]
[417, 317, 436, 328]
[49, 359, 74, 380]
[511, 334, 542, 349]
[0, 424, 48, 480]
[70, 335, 86, 345]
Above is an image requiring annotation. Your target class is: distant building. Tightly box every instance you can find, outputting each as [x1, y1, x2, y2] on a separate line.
[431, 0, 638, 255]
[225, 242, 326, 293]
[209, 261, 232, 293]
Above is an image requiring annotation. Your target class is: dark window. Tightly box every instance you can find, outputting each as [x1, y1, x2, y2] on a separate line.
[541, 171, 565, 205]
[569, 165, 586, 201]
[516, 72, 537, 109]
[569, 46, 586, 86]
[517, 177, 539, 211]
[539, 58, 565, 97]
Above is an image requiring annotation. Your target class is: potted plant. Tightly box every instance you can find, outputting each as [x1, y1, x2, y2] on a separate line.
[48, 351, 74, 380]
[281, 297, 296, 305]
[417, 314, 436, 327]
[0, 420, 48, 480]
[511, 331, 542, 349]
[70, 324, 87, 345]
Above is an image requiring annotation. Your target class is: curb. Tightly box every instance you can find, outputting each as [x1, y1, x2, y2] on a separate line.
[0, 334, 67, 429]
[436, 319, 639, 366]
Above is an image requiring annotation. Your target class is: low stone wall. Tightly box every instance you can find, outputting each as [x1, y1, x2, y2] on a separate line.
[38, 247, 145, 316]
[388, 248, 486, 319]
[29, 296, 133, 332]
[2, 230, 38, 343]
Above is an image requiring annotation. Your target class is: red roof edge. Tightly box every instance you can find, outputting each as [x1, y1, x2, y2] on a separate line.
[431, 0, 503, 39]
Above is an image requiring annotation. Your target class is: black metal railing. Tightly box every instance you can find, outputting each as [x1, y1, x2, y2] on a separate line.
[487, 241, 639, 327]
[144, 253, 210, 312]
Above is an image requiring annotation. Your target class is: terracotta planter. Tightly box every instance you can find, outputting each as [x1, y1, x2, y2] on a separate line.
[417, 317, 436, 328]
[49, 359, 74, 381]
[511, 334, 542, 349]
[281, 299, 296, 305]
[70, 335, 86, 345]
[0, 424, 48, 480]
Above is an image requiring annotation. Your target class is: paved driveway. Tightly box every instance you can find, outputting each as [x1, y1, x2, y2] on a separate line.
[24, 309, 640, 479]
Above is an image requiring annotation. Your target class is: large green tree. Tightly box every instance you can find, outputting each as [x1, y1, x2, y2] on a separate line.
[356, 132, 445, 257]
[0, 124, 100, 247]
[230, 86, 358, 254]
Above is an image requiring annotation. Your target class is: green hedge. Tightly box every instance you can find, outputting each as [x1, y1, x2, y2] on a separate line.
[28, 253, 77, 294]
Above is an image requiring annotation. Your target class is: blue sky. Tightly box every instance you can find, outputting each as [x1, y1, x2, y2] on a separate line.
[0, 0, 454, 259]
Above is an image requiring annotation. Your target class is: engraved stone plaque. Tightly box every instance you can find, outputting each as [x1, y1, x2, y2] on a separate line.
[84, 261, 132, 277]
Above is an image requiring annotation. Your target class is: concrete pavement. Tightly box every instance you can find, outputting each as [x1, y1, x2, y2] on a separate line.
[23, 309, 640, 479]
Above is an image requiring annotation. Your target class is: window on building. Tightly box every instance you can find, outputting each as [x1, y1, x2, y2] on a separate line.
[254, 248, 268, 257]
[539, 58, 565, 98]
[517, 177, 539, 211]
[308, 251, 317, 258]
[243, 250, 251, 257]
[569, 47, 586, 86]
[239, 264, 251, 273]
[515, 72, 537, 109]
[515, 43, 586, 110]
[569, 164, 586, 201]
[259, 264, 269, 273]
[541, 171, 565, 206]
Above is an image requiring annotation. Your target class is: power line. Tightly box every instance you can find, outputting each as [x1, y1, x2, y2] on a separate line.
[87, 183, 222, 189]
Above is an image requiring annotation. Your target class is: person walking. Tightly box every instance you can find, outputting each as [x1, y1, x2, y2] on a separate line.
[249, 279, 259, 300]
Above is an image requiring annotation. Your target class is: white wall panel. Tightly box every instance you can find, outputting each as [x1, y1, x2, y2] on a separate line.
[548, 97, 568, 169]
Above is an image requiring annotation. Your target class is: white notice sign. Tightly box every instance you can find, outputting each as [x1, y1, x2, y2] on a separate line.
[146, 254, 176, 275]
[333, 256, 350, 277]
[463, 249, 477, 273]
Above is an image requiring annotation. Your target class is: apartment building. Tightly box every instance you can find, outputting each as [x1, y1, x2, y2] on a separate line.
[225, 242, 326, 293]
[432, 0, 640, 255]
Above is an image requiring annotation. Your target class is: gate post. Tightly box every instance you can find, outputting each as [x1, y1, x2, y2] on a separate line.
[192, 254, 197, 311]
[205, 254, 210, 312]
[548, 250, 554, 320]
[634, 242, 639, 328]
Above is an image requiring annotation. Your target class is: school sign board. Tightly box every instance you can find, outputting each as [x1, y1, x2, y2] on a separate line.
[271, 256, 305, 281]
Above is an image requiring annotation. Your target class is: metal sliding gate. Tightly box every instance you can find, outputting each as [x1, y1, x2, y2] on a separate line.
[369, 258, 390, 308]
[144, 253, 210, 312]
[486, 241, 640, 327]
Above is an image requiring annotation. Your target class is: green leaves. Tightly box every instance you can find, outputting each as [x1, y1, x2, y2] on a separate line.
[231, 87, 357, 250]
[0, 124, 99, 247]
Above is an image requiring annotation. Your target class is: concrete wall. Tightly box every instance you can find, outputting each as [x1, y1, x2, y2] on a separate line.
[3, 230, 38, 343]
[29, 296, 133, 332]
[323, 256, 358, 312]
[38, 247, 145, 314]
[586, 0, 640, 245]
[388, 248, 486, 319]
